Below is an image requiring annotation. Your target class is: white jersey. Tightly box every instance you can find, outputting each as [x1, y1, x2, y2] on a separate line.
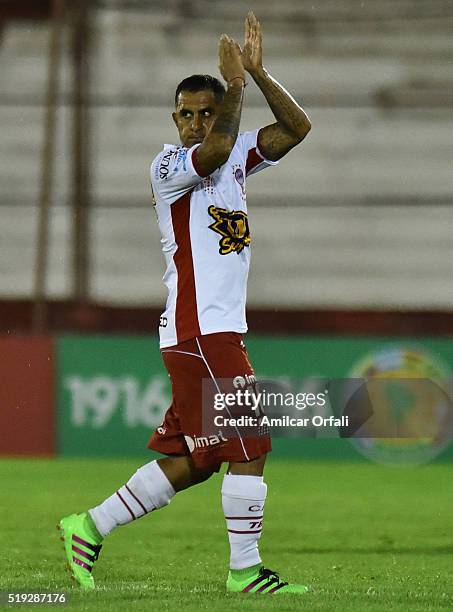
[150, 129, 278, 348]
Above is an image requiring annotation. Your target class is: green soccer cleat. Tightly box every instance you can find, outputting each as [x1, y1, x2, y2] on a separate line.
[57, 513, 103, 589]
[227, 565, 309, 594]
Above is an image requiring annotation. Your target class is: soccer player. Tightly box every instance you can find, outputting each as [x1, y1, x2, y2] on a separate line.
[58, 12, 311, 595]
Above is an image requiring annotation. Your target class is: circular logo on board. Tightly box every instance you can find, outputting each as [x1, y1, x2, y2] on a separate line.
[348, 346, 453, 466]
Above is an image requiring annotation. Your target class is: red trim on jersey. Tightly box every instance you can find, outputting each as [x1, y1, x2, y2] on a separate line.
[171, 191, 201, 343]
[191, 147, 208, 178]
[245, 147, 263, 175]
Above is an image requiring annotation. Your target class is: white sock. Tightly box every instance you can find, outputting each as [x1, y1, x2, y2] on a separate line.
[221, 473, 267, 570]
[89, 460, 175, 537]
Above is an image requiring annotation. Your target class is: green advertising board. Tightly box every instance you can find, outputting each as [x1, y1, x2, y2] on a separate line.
[57, 336, 166, 457]
[57, 335, 453, 461]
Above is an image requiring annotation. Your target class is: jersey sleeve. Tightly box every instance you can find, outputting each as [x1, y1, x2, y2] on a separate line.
[150, 144, 204, 205]
[237, 129, 280, 177]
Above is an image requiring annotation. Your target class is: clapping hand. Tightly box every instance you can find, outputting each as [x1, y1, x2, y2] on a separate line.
[241, 11, 264, 77]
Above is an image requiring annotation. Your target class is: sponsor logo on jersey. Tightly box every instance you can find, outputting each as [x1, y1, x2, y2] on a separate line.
[208, 206, 251, 255]
[184, 431, 228, 453]
[159, 150, 176, 179]
[158, 147, 188, 180]
[174, 148, 188, 172]
[233, 373, 256, 389]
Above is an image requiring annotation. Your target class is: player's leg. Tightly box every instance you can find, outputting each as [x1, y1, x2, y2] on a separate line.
[196, 332, 308, 595]
[157, 455, 214, 491]
[58, 455, 214, 589]
[59, 342, 212, 588]
[192, 333, 306, 592]
[223, 453, 308, 594]
[89, 454, 214, 537]
[223, 454, 267, 573]
[229, 454, 266, 475]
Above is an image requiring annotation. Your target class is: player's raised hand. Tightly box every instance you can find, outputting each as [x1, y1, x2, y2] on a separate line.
[242, 11, 263, 76]
[218, 34, 245, 85]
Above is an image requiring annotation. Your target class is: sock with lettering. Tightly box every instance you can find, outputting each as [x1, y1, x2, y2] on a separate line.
[221, 473, 267, 570]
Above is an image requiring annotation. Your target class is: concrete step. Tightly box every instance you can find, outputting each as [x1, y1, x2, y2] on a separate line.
[2, 204, 453, 308]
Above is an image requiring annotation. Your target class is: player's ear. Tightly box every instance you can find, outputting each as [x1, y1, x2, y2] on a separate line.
[172, 111, 178, 127]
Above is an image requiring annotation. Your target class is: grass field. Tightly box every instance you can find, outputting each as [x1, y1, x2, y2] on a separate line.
[1, 458, 453, 611]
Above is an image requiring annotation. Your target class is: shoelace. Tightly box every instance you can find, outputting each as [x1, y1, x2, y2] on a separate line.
[259, 567, 288, 588]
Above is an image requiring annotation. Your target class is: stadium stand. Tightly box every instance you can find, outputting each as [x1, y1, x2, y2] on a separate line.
[1, 0, 452, 308]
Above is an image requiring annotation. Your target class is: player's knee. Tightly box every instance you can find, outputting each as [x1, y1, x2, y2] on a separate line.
[190, 467, 215, 485]
[229, 453, 267, 476]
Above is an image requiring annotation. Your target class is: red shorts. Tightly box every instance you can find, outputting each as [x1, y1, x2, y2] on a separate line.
[148, 332, 271, 470]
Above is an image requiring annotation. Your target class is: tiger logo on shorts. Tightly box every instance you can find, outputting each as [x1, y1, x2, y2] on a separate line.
[208, 206, 251, 255]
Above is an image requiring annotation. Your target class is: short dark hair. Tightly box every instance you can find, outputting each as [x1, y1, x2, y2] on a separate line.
[174, 74, 225, 106]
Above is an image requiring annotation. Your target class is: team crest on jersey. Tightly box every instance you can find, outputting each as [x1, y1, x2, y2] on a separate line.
[208, 206, 251, 255]
[233, 164, 246, 200]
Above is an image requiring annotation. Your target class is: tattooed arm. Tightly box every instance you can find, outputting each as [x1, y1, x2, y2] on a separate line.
[242, 12, 311, 161]
[252, 69, 311, 161]
[195, 35, 245, 176]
